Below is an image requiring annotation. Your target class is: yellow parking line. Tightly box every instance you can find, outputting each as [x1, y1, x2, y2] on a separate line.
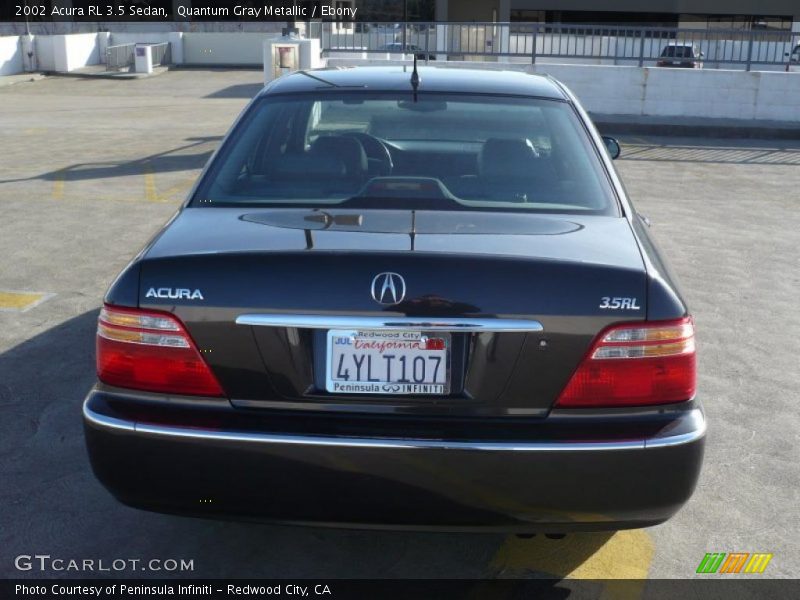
[52, 171, 65, 200]
[490, 529, 654, 595]
[156, 179, 196, 202]
[142, 165, 195, 203]
[0, 290, 55, 312]
[570, 530, 654, 580]
[143, 163, 158, 202]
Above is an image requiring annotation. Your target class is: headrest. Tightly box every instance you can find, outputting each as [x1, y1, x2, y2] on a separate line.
[310, 136, 368, 177]
[479, 138, 539, 178]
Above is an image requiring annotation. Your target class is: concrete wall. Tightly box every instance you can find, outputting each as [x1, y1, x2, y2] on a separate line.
[325, 58, 800, 122]
[0, 35, 23, 76]
[35, 35, 56, 71]
[110, 32, 184, 64]
[183, 33, 278, 65]
[52, 33, 100, 72]
[109, 31, 287, 66]
[0, 21, 290, 36]
[1, 30, 283, 74]
[538, 63, 800, 122]
[449, 0, 499, 21]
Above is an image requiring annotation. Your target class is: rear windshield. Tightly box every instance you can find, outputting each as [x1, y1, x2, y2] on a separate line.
[193, 92, 617, 215]
[662, 46, 693, 57]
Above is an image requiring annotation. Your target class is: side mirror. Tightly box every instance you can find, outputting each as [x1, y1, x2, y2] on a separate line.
[699, 51, 705, 58]
[602, 136, 621, 160]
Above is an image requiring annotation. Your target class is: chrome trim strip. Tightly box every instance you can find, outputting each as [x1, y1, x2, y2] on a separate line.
[83, 400, 705, 452]
[133, 424, 645, 451]
[235, 314, 544, 333]
[645, 410, 707, 448]
[82, 400, 135, 432]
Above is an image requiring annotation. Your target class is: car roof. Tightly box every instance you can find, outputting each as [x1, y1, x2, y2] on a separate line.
[259, 66, 568, 100]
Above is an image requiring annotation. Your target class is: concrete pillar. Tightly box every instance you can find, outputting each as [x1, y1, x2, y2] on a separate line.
[498, 0, 510, 21]
[168, 31, 184, 64]
[97, 31, 110, 64]
[52, 35, 70, 72]
[498, 0, 511, 63]
[435, 0, 447, 20]
[21, 34, 37, 72]
[264, 37, 322, 85]
[435, 0, 448, 61]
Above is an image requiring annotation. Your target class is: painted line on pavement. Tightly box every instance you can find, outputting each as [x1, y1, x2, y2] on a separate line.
[0, 290, 56, 312]
[489, 529, 654, 596]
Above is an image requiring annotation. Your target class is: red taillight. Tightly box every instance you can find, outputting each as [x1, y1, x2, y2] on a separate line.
[96, 305, 224, 397]
[555, 317, 696, 408]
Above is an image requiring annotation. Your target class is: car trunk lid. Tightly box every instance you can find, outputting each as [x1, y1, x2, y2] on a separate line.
[138, 208, 646, 416]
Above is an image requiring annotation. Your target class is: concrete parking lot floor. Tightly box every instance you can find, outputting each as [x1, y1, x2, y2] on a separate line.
[1, 71, 798, 581]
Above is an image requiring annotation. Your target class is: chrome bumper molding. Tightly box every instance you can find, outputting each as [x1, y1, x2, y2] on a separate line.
[83, 399, 705, 452]
[235, 314, 544, 333]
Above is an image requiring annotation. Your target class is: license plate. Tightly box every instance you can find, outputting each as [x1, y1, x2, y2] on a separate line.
[325, 329, 450, 395]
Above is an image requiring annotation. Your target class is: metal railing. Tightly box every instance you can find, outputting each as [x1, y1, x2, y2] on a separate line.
[106, 43, 134, 71]
[320, 22, 800, 71]
[149, 42, 171, 67]
[106, 42, 171, 71]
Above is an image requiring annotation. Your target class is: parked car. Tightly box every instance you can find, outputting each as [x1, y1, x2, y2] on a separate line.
[84, 66, 705, 532]
[378, 42, 436, 61]
[657, 44, 704, 68]
[786, 44, 800, 72]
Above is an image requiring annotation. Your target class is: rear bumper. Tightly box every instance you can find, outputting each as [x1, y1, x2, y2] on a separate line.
[83, 390, 705, 532]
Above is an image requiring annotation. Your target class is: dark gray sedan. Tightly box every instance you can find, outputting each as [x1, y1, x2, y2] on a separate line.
[84, 66, 704, 532]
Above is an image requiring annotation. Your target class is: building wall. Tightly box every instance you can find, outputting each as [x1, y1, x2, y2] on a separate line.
[0, 35, 23, 75]
[448, 0, 499, 22]
[52, 33, 100, 72]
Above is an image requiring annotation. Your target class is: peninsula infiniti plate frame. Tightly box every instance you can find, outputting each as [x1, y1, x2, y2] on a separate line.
[325, 329, 451, 395]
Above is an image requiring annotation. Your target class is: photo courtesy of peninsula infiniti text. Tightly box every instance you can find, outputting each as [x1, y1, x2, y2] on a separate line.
[83, 65, 705, 532]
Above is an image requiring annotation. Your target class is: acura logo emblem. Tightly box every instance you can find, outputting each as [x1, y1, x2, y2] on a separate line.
[371, 272, 406, 305]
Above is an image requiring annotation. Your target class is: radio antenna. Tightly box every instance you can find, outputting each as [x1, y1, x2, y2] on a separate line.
[410, 54, 420, 102]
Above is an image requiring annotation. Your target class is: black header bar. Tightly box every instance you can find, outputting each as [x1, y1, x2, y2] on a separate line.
[4, 0, 796, 23]
[2, 579, 799, 600]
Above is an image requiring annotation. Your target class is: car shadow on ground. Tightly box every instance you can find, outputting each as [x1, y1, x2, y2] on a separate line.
[0, 310, 634, 580]
[204, 83, 265, 99]
[0, 137, 221, 186]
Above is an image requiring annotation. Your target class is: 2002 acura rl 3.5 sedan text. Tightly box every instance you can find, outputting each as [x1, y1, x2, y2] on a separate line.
[83, 65, 705, 532]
